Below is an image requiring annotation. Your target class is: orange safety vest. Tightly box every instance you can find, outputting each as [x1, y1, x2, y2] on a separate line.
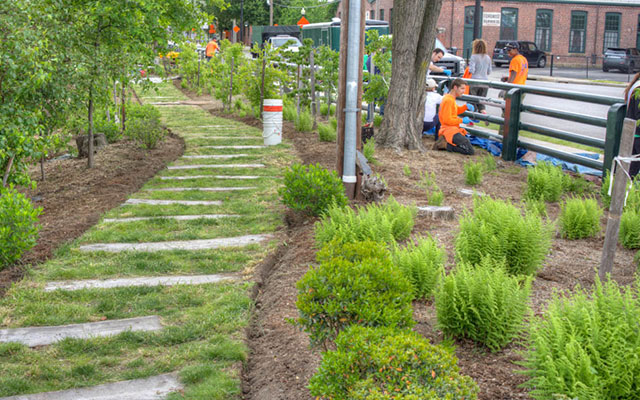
[462, 67, 471, 95]
[206, 41, 218, 57]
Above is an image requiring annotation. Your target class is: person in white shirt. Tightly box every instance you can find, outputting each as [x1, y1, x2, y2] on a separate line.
[423, 79, 443, 137]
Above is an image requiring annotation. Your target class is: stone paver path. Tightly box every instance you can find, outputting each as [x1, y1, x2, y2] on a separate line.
[0, 82, 287, 398]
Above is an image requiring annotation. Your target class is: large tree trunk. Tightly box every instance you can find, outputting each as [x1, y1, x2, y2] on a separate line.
[376, 0, 443, 150]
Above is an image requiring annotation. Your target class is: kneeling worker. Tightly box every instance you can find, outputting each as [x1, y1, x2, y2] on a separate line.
[436, 78, 475, 155]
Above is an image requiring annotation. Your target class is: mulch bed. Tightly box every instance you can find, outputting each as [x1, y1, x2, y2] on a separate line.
[0, 133, 184, 296]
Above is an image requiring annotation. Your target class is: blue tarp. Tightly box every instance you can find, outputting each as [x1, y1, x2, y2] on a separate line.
[423, 130, 602, 176]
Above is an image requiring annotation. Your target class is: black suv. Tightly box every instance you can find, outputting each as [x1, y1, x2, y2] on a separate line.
[603, 48, 640, 73]
[492, 40, 547, 68]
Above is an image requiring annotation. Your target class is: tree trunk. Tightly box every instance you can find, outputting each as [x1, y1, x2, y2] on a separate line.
[310, 49, 317, 130]
[88, 87, 95, 168]
[228, 57, 234, 111]
[376, 0, 443, 150]
[40, 156, 45, 181]
[121, 81, 126, 133]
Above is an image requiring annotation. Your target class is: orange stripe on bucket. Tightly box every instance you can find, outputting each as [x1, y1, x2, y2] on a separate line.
[263, 105, 283, 112]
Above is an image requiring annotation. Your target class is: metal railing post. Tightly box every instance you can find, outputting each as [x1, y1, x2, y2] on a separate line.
[502, 88, 522, 161]
[550, 54, 553, 76]
[603, 103, 627, 175]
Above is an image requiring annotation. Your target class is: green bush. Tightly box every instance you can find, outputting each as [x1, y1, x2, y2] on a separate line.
[94, 117, 120, 143]
[559, 196, 602, 239]
[294, 246, 414, 348]
[0, 188, 42, 270]
[317, 122, 336, 142]
[315, 196, 416, 246]
[464, 161, 483, 186]
[525, 162, 565, 202]
[295, 109, 313, 132]
[316, 239, 391, 265]
[125, 103, 165, 149]
[309, 326, 478, 400]
[524, 198, 548, 218]
[283, 103, 297, 122]
[278, 163, 348, 217]
[392, 237, 445, 300]
[620, 209, 640, 249]
[329, 116, 337, 130]
[319, 103, 329, 116]
[373, 114, 383, 127]
[329, 103, 336, 116]
[435, 258, 531, 351]
[455, 196, 553, 276]
[363, 138, 377, 164]
[522, 278, 640, 400]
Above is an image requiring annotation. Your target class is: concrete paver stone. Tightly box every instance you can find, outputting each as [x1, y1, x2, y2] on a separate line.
[0, 316, 163, 347]
[0, 373, 181, 400]
[160, 175, 262, 180]
[145, 187, 255, 192]
[124, 199, 222, 206]
[45, 273, 238, 291]
[167, 164, 264, 170]
[103, 214, 238, 223]
[78, 234, 270, 253]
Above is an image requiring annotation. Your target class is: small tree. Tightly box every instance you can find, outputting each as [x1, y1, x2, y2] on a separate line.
[315, 46, 340, 111]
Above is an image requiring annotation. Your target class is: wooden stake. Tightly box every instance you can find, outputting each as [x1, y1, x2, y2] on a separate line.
[310, 49, 317, 130]
[599, 117, 637, 281]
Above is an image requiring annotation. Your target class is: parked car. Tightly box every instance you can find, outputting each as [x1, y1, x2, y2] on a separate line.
[432, 38, 466, 77]
[603, 48, 640, 73]
[267, 35, 303, 52]
[492, 40, 547, 68]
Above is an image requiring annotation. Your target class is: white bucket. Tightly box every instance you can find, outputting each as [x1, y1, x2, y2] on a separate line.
[262, 99, 283, 146]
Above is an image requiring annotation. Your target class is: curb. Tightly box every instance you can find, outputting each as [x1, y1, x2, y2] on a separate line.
[528, 74, 627, 88]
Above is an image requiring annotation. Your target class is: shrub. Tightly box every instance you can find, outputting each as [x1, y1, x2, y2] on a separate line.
[0, 188, 42, 270]
[316, 239, 391, 265]
[418, 171, 444, 206]
[125, 103, 165, 149]
[329, 103, 336, 116]
[319, 103, 329, 116]
[522, 278, 640, 400]
[278, 163, 347, 217]
[94, 118, 120, 143]
[283, 103, 297, 122]
[435, 258, 531, 351]
[317, 122, 336, 142]
[315, 196, 416, 246]
[482, 154, 497, 172]
[464, 161, 483, 186]
[363, 138, 377, 164]
[373, 114, 383, 127]
[525, 162, 565, 202]
[524, 198, 548, 218]
[294, 247, 414, 348]
[309, 326, 478, 400]
[620, 208, 640, 249]
[455, 196, 553, 275]
[392, 237, 445, 300]
[295, 109, 313, 132]
[559, 196, 602, 239]
[329, 116, 337, 130]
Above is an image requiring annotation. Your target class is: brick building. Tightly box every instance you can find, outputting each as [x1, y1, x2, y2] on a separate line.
[357, 0, 640, 64]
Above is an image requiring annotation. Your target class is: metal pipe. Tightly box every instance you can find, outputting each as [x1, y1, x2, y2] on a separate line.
[342, 0, 362, 186]
[519, 122, 605, 149]
[473, 0, 482, 40]
[521, 104, 608, 127]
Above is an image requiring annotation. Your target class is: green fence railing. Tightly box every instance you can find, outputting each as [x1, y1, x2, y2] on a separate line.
[435, 77, 625, 174]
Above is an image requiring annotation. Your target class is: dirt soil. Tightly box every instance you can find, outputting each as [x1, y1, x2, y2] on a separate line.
[0, 133, 184, 296]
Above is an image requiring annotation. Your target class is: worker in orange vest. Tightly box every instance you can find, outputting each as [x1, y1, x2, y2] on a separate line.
[434, 78, 475, 155]
[499, 43, 528, 135]
[205, 39, 219, 60]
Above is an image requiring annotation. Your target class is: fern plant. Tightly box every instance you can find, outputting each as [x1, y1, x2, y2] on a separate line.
[314, 195, 416, 246]
[363, 138, 377, 165]
[620, 209, 640, 249]
[559, 196, 602, 239]
[482, 154, 497, 172]
[455, 196, 553, 276]
[522, 278, 640, 400]
[295, 109, 313, 132]
[418, 171, 444, 206]
[464, 161, 483, 186]
[403, 165, 411, 177]
[317, 122, 336, 142]
[391, 236, 445, 300]
[435, 257, 531, 351]
[525, 161, 565, 202]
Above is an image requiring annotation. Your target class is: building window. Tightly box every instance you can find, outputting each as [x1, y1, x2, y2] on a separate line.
[370, 10, 375, 20]
[637, 15, 640, 50]
[390, 8, 393, 34]
[380, 9, 384, 21]
[500, 8, 518, 40]
[603, 12, 621, 52]
[569, 11, 587, 53]
[535, 9, 553, 52]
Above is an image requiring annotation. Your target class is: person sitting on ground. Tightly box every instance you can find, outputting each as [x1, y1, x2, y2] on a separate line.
[427, 48, 451, 79]
[434, 78, 476, 155]
[423, 78, 443, 137]
[205, 38, 219, 60]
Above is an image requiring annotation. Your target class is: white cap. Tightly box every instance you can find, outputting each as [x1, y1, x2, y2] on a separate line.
[425, 78, 437, 89]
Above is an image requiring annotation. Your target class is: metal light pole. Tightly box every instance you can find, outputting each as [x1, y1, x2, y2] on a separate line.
[269, 0, 273, 26]
[473, 0, 482, 39]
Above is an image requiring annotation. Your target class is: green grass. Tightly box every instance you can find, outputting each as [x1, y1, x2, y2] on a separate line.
[0, 81, 293, 398]
[484, 122, 604, 155]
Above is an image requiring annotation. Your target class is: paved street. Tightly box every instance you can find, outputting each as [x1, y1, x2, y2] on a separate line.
[526, 65, 635, 83]
[482, 70, 626, 141]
